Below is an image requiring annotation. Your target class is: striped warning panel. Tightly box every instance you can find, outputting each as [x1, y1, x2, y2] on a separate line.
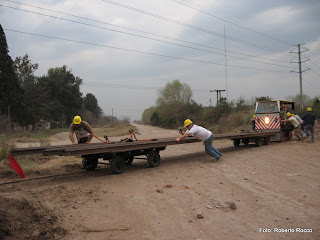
[255, 116, 280, 130]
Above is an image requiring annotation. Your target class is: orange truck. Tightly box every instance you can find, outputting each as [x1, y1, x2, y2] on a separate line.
[255, 100, 295, 141]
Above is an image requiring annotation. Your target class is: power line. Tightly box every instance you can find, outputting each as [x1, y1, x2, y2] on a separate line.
[83, 81, 214, 93]
[99, 0, 290, 54]
[0, 4, 291, 69]
[4, 28, 290, 73]
[309, 59, 320, 72]
[170, 0, 295, 46]
[307, 69, 320, 79]
[1, 1, 292, 64]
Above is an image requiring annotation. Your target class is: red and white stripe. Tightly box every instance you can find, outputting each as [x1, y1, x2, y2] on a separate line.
[255, 116, 280, 130]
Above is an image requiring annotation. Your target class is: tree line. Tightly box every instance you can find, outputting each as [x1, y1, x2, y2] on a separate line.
[142, 80, 320, 131]
[0, 25, 102, 131]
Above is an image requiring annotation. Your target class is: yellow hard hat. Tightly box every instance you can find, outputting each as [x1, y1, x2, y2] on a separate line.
[73, 115, 82, 124]
[286, 112, 291, 117]
[307, 107, 312, 112]
[253, 115, 256, 119]
[184, 119, 192, 127]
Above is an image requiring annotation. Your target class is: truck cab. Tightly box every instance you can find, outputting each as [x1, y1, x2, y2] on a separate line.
[255, 100, 295, 141]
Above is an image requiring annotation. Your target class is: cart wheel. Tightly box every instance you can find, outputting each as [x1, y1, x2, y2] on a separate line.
[82, 156, 98, 171]
[147, 150, 160, 168]
[255, 137, 262, 147]
[243, 138, 250, 146]
[126, 156, 134, 165]
[111, 156, 126, 174]
[233, 139, 240, 147]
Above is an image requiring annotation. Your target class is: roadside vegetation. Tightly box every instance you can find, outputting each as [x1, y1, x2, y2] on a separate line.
[142, 80, 320, 132]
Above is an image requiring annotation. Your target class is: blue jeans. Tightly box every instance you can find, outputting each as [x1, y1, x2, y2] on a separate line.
[303, 125, 315, 143]
[204, 135, 221, 159]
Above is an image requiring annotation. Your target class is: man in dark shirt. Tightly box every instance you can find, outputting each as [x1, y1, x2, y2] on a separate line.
[302, 108, 319, 143]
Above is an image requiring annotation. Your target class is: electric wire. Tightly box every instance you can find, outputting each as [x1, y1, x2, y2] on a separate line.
[83, 81, 211, 93]
[98, 0, 290, 54]
[0, 4, 292, 68]
[169, 0, 295, 46]
[309, 59, 320, 72]
[2, 0, 292, 64]
[4, 28, 290, 73]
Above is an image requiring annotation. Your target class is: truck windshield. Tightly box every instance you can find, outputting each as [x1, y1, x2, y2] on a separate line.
[256, 102, 279, 113]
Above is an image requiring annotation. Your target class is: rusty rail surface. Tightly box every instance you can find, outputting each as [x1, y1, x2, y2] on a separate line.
[11, 130, 279, 156]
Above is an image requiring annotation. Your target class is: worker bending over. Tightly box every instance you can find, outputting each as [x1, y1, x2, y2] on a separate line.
[281, 112, 302, 140]
[69, 115, 94, 144]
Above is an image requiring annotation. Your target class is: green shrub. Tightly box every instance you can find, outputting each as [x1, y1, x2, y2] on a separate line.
[0, 139, 15, 161]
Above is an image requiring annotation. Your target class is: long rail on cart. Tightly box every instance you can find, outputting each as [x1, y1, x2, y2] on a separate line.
[11, 130, 278, 174]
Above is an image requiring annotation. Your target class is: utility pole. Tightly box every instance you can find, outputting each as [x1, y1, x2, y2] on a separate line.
[224, 25, 228, 98]
[111, 108, 114, 127]
[290, 44, 310, 111]
[210, 89, 225, 107]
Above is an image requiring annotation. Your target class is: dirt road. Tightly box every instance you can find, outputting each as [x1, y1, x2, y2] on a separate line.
[1, 125, 319, 240]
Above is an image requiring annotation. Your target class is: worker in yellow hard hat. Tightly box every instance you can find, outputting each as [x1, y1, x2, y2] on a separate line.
[69, 115, 94, 145]
[177, 119, 222, 161]
[251, 115, 256, 131]
[302, 107, 320, 143]
[281, 112, 303, 140]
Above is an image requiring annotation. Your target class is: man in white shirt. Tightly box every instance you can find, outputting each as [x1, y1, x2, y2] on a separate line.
[176, 119, 222, 160]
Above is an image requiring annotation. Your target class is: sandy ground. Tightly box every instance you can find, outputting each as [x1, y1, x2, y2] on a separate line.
[1, 124, 320, 240]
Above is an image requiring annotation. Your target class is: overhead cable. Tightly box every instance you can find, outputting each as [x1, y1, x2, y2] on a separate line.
[4, 28, 290, 73]
[170, 0, 295, 46]
[0, 4, 291, 68]
[1, 0, 291, 64]
[99, 0, 289, 54]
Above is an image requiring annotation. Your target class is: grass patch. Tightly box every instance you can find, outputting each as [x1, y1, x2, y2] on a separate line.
[0, 155, 82, 179]
[3, 128, 69, 143]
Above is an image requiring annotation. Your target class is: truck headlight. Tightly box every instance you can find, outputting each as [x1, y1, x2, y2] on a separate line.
[265, 117, 270, 124]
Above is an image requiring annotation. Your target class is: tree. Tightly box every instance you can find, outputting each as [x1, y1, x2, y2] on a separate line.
[156, 80, 194, 127]
[14, 54, 39, 85]
[157, 80, 192, 106]
[38, 65, 83, 126]
[83, 93, 103, 120]
[255, 96, 272, 102]
[0, 24, 23, 128]
[287, 94, 311, 112]
[235, 97, 249, 112]
[14, 54, 42, 129]
[311, 97, 320, 118]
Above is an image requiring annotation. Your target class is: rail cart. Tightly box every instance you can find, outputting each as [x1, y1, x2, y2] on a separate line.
[11, 130, 278, 174]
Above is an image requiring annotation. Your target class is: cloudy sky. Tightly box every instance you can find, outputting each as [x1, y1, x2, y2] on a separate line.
[1, 0, 320, 120]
